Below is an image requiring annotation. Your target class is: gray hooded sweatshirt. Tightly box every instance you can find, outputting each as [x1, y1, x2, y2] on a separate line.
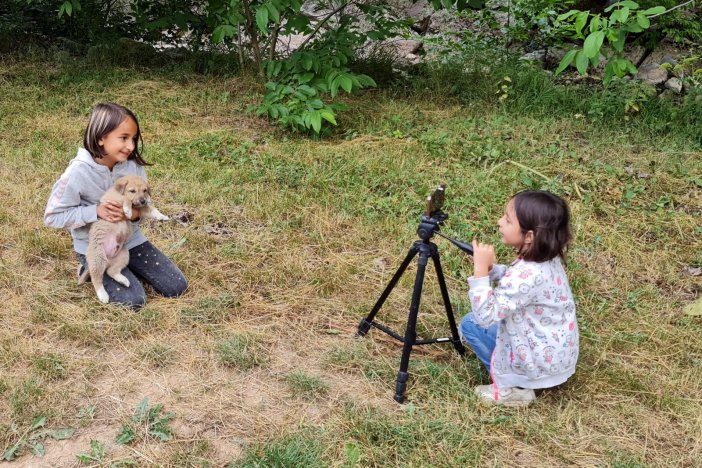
[44, 148, 147, 255]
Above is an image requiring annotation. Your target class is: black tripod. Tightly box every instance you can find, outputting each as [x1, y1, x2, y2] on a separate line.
[357, 209, 473, 403]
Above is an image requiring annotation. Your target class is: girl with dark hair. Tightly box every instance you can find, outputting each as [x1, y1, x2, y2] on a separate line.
[460, 190, 578, 406]
[44, 103, 187, 309]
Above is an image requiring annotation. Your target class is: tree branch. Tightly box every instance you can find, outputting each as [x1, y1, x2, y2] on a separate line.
[241, 0, 264, 75]
[649, 0, 697, 18]
[237, 24, 245, 70]
[268, 23, 282, 61]
[297, 1, 354, 51]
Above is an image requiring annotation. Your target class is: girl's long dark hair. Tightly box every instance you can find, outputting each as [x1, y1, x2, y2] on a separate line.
[83, 102, 151, 166]
[513, 190, 571, 262]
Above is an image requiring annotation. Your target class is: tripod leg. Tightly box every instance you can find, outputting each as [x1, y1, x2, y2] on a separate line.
[394, 249, 429, 403]
[357, 245, 419, 336]
[431, 250, 466, 356]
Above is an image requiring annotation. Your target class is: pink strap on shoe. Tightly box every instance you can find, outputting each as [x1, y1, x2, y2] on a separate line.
[489, 349, 499, 401]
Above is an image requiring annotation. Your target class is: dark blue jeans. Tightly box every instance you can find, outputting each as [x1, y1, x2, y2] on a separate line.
[460, 312, 498, 372]
[78, 241, 187, 309]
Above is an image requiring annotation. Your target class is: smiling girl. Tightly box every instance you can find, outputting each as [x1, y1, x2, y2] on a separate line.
[44, 103, 187, 309]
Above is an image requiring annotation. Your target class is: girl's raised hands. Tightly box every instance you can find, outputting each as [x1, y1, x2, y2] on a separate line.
[472, 239, 496, 279]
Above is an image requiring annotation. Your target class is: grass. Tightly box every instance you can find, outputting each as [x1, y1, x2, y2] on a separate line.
[0, 47, 700, 466]
[284, 372, 330, 400]
[216, 333, 270, 369]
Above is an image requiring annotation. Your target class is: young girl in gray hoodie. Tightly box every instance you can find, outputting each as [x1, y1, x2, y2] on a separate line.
[45, 103, 187, 309]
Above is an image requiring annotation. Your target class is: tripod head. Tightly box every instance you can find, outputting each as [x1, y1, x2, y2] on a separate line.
[417, 210, 447, 241]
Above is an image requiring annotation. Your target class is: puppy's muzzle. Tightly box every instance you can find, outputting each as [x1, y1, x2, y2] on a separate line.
[133, 197, 150, 208]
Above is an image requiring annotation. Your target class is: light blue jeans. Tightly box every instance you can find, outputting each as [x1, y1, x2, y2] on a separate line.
[459, 312, 498, 372]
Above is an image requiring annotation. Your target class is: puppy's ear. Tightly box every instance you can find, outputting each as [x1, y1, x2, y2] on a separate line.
[114, 179, 129, 194]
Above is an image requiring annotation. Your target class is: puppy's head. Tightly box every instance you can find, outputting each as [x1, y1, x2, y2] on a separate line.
[114, 175, 151, 208]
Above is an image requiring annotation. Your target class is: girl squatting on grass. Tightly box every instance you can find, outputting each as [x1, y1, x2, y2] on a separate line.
[461, 190, 578, 407]
[44, 103, 187, 309]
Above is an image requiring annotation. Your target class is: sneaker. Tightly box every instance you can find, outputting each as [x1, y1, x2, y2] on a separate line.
[475, 384, 535, 407]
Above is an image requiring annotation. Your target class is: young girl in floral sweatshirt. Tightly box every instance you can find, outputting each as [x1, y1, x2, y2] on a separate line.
[461, 190, 578, 406]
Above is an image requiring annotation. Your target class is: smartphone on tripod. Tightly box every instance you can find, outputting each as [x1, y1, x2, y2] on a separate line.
[425, 184, 446, 217]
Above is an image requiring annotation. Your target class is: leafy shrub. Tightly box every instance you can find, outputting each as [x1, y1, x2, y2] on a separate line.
[555, 1, 667, 84]
[2, 0, 138, 48]
[255, 22, 378, 134]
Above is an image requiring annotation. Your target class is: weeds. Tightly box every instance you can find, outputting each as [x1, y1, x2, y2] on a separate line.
[234, 432, 325, 468]
[75, 439, 105, 464]
[116, 398, 175, 445]
[32, 352, 68, 380]
[3, 416, 75, 462]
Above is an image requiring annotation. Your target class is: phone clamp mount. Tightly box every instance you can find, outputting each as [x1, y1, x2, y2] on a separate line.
[357, 185, 472, 403]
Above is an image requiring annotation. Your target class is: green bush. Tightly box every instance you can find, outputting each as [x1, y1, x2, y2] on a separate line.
[1, 0, 137, 48]
[405, 38, 702, 147]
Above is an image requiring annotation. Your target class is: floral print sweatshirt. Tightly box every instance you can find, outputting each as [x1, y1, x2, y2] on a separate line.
[469, 257, 579, 390]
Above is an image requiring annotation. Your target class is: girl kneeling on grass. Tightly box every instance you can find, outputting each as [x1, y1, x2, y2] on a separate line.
[460, 190, 578, 407]
[44, 102, 187, 309]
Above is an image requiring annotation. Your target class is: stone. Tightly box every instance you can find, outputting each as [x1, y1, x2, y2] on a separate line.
[638, 39, 682, 68]
[623, 45, 647, 66]
[635, 63, 668, 85]
[545, 47, 568, 64]
[664, 77, 683, 94]
[393, 39, 423, 56]
[406, 54, 421, 65]
[519, 50, 546, 62]
[661, 55, 678, 67]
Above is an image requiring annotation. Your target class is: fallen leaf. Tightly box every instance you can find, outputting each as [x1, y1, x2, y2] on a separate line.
[684, 298, 702, 316]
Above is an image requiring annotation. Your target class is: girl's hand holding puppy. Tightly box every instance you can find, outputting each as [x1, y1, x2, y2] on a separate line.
[97, 201, 140, 222]
[472, 239, 496, 278]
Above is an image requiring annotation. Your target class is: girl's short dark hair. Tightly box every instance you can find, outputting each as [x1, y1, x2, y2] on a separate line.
[83, 102, 151, 166]
[513, 190, 571, 262]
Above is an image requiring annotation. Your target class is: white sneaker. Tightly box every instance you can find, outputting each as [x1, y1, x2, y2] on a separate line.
[475, 384, 535, 407]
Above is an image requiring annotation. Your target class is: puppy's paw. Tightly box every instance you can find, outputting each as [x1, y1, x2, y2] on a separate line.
[114, 274, 130, 287]
[97, 288, 109, 304]
[151, 208, 170, 221]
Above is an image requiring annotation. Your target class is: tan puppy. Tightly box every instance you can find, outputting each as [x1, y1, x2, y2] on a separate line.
[78, 175, 169, 303]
